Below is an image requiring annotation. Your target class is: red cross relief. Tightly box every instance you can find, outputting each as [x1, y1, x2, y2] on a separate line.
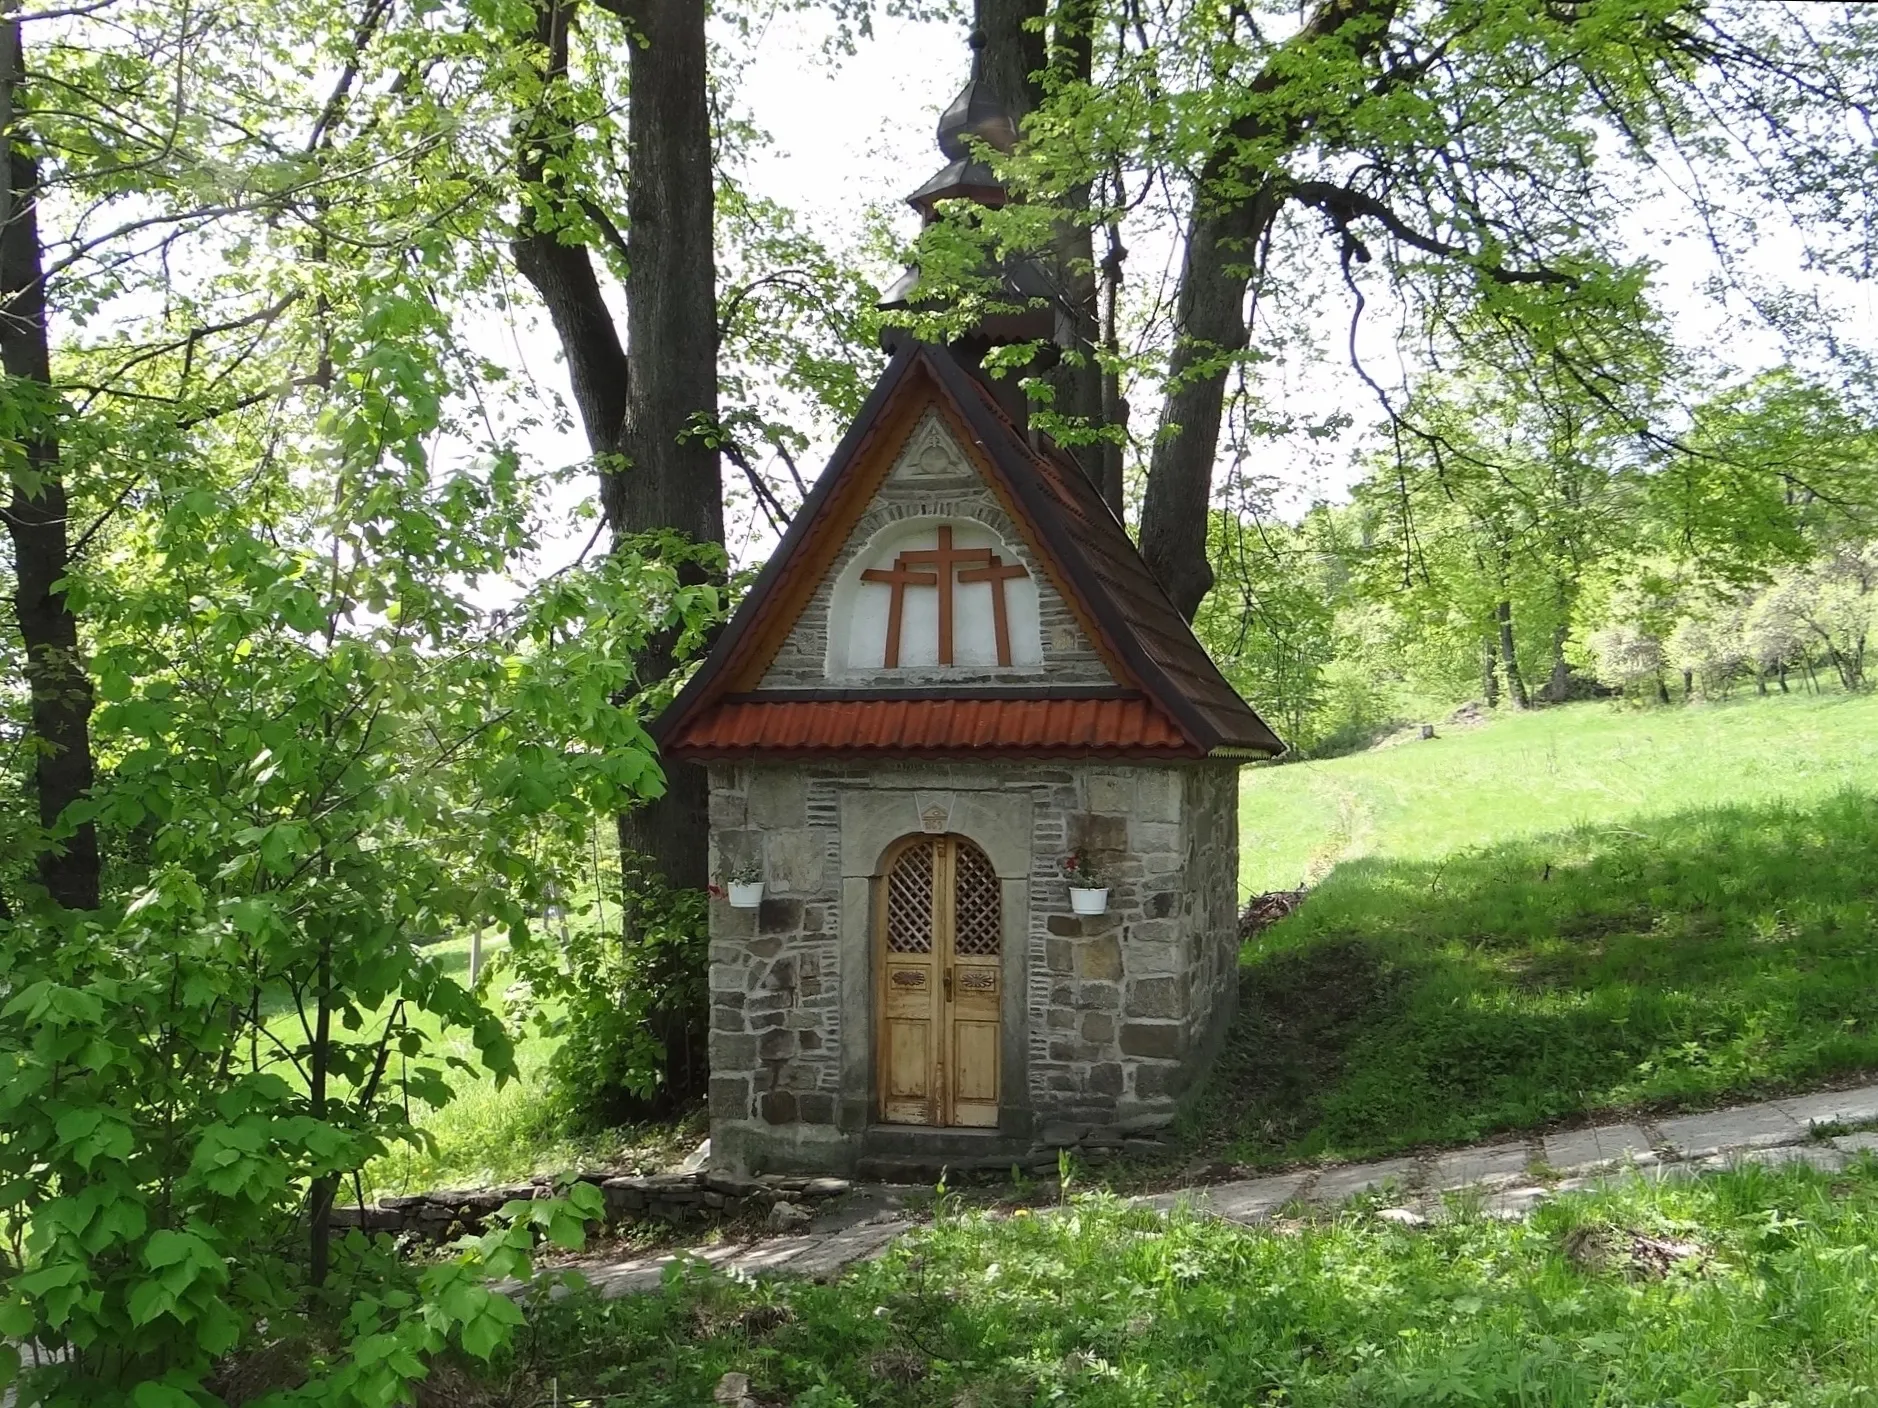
[861, 526, 1031, 667]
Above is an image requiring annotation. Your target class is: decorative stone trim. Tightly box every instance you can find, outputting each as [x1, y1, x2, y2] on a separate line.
[326, 1171, 853, 1240]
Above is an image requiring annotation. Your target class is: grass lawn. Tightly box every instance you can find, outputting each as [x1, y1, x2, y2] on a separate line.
[494, 1159, 1878, 1406]
[1239, 687, 1878, 894]
[1188, 688, 1878, 1167]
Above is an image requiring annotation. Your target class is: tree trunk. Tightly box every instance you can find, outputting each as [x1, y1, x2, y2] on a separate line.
[1096, 213, 1127, 517]
[1039, 0, 1105, 498]
[1135, 0, 1399, 620]
[976, 0, 1045, 114]
[3, 26, 100, 911]
[1482, 639, 1499, 708]
[512, 0, 720, 1104]
[511, 0, 628, 471]
[1139, 184, 1281, 618]
[1496, 600, 1530, 709]
[514, 0, 721, 896]
[612, 0, 721, 896]
[1543, 623, 1571, 703]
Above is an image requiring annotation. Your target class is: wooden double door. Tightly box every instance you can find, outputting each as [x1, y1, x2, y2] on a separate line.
[877, 834, 1002, 1127]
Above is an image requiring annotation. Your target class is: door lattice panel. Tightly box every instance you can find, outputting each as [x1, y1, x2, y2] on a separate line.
[952, 841, 1001, 956]
[886, 839, 936, 953]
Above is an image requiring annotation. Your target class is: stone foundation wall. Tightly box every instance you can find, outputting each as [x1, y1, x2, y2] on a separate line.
[707, 758, 1244, 1173]
[326, 1170, 853, 1241]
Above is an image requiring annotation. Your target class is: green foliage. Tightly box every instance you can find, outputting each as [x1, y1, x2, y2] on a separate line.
[504, 861, 712, 1129]
[1192, 511, 1338, 750]
[1199, 367, 1878, 736]
[488, 1164, 1878, 1405]
[0, 432, 713, 1404]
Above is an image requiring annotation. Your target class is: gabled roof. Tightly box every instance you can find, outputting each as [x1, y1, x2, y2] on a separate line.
[654, 343, 1284, 762]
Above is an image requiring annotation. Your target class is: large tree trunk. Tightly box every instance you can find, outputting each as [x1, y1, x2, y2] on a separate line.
[974, 0, 1115, 508]
[612, 0, 721, 896]
[1039, 0, 1105, 501]
[1138, 186, 1280, 619]
[1481, 639, 1500, 708]
[512, 0, 720, 1104]
[513, 0, 720, 897]
[976, 0, 1045, 114]
[3, 25, 100, 912]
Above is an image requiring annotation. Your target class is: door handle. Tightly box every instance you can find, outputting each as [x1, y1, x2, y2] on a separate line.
[943, 967, 953, 1002]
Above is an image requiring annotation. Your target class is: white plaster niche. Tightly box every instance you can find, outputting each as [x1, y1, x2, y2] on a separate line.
[825, 517, 1043, 676]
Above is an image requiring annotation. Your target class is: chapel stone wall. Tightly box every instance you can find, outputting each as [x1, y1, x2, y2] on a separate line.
[705, 757, 1245, 1174]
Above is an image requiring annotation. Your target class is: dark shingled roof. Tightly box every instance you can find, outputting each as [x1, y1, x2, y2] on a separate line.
[655, 343, 1285, 762]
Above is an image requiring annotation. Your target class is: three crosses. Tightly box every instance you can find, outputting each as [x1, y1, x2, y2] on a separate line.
[862, 526, 1030, 668]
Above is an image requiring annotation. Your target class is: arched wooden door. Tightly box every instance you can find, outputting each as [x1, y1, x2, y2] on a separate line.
[877, 834, 1001, 1127]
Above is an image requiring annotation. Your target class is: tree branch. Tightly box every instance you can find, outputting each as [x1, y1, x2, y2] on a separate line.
[1290, 179, 1582, 288]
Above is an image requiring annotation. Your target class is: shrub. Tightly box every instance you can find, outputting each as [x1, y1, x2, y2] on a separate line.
[505, 858, 710, 1129]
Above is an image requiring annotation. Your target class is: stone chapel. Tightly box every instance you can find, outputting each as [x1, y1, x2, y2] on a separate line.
[653, 44, 1284, 1176]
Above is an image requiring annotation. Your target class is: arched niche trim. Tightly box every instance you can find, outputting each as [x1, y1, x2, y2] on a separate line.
[839, 790, 1033, 882]
[824, 517, 1043, 677]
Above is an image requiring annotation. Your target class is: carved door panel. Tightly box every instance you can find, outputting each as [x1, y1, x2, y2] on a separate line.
[880, 837, 939, 1125]
[878, 835, 1002, 1127]
[945, 838, 1002, 1127]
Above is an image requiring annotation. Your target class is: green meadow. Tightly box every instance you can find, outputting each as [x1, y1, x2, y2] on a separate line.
[498, 1160, 1878, 1406]
[1192, 689, 1878, 1166]
[1238, 688, 1878, 895]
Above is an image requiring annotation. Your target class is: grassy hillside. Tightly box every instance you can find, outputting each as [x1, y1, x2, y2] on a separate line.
[1192, 688, 1878, 1167]
[1239, 689, 1878, 895]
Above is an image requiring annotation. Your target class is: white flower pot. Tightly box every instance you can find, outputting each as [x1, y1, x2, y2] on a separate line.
[727, 881, 765, 909]
[1069, 886, 1109, 916]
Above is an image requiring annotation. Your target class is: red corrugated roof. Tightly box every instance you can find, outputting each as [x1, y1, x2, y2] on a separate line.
[669, 697, 1193, 757]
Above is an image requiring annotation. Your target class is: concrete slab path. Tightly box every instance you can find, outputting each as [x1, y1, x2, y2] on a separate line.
[561, 1082, 1878, 1297]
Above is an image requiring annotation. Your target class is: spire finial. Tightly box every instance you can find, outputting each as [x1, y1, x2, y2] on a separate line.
[936, 30, 1018, 162]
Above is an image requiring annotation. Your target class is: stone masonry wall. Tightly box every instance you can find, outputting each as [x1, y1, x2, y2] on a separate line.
[758, 411, 1112, 690]
[326, 1170, 852, 1241]
[1182, 763, 1242, 1076]
[1038, 761, 1240, 1135]
[707, 757, 1246, 1172]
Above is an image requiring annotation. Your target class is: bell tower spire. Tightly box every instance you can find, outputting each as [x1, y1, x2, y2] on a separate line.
[879, 30, 1059, 418]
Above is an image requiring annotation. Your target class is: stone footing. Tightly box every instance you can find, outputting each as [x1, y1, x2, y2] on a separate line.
[326, 1170, 852, 1241]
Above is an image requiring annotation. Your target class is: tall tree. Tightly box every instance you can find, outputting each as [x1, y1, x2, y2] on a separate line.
[511, 0, 722, 1100]
[2, 21, 97, 911]
[969, 0, 1878, 621]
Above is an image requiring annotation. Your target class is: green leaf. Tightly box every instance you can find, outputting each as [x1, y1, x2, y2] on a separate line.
[127, 1278, 175, 1327]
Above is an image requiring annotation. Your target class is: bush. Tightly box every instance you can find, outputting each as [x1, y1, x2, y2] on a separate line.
[505, 858, 710, 1130]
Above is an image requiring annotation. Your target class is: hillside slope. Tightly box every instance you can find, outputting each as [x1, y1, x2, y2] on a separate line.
[1240, 689, 1878, 895]
[1188, 689, 1878, 1166]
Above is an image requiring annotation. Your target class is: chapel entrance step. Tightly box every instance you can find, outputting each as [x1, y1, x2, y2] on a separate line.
[856, 1124, 1058, 1182]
